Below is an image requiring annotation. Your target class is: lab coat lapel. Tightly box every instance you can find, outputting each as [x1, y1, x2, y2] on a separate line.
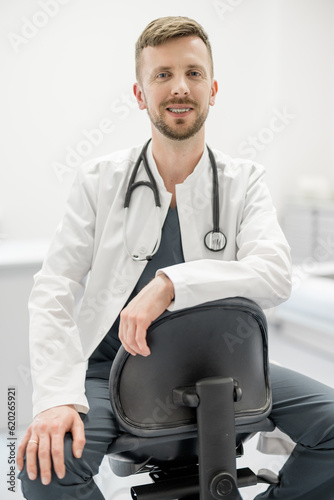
[78, 145, 171, 359]
[176, 146, 218, 261]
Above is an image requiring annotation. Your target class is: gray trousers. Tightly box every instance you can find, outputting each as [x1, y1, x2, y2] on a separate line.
[19, 364, 334, 499]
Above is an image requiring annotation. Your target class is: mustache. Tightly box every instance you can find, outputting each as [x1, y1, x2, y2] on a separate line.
[161, 98, 197, 108]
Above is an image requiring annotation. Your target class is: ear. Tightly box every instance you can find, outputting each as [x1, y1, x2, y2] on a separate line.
[133, 83, 147, 110]
[209, 80, 218, 106]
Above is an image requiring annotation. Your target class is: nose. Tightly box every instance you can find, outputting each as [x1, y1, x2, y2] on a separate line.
[171, 75, 190, 97]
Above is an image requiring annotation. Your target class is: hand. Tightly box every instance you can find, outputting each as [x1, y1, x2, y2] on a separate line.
[17, 404, 85, 485]
[119, 274, 174, 356]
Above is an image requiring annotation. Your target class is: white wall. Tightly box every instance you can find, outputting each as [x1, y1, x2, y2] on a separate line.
[1, 0, 333, 240]
[331, 1, 334, 176]
[274, 0, 334, 204]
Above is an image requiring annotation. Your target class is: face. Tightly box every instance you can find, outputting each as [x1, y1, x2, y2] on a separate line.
[134, 36, 218, 141]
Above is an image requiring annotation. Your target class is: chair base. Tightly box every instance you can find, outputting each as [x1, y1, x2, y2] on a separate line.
[130, 464, 278, 500]
[110, 376, 279, 499]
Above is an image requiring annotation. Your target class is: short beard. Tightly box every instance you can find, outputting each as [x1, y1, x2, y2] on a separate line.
[146, 100, 210, 141]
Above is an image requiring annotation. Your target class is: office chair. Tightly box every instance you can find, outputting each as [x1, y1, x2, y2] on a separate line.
[107, 297, 279, 499]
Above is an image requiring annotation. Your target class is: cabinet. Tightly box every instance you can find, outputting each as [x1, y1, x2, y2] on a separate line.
[282, 202, 334, 264]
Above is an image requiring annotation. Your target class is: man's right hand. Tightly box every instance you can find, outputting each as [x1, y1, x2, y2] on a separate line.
[17, 404, 86, 486]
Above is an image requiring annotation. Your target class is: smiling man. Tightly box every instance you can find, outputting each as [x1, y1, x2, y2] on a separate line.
[136, 35, 215, 141]
[18, 16, 334, 500]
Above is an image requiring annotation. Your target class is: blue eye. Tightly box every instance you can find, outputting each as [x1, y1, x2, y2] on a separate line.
[157, 73, 168, 79]
[189, 71, 201, 77]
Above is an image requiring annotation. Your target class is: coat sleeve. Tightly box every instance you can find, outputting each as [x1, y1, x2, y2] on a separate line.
[29, 161, 99, 418]
[157, 164, 292, 311]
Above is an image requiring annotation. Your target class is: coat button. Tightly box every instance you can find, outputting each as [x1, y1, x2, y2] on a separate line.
[118, 286, 127, 294]
[139, 246, 147, 254]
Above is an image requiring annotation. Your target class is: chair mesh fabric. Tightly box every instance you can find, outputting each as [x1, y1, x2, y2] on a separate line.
[109, 297, 271, 437]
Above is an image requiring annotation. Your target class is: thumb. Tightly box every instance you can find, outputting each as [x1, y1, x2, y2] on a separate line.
[70, 413, 86, 459]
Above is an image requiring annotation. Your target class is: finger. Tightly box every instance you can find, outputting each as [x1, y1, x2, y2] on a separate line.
[25, 435, 40, 481]
[71, 415, 86, 459]
[134, 320, 151, 356]
[17, 429, 32, 470]
[119, 314, 138, 356]
[123, 307, 151, 356]
[125, 321, 142, 355]
[38, 431, 52, 485]
[50, 421, 65, 480]
[124, 343, 138, 356]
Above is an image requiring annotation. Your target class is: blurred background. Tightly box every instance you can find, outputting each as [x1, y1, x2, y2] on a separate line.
[0, 1, 333, 498]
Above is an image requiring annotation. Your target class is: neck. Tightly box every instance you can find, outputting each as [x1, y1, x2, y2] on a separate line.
[151, 130, 205, 194]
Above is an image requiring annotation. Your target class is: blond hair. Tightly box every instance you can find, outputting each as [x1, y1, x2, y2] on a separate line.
[135, 16, 214, 81]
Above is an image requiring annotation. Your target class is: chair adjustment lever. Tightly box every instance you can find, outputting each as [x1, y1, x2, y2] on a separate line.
[172, 386, 200, 408]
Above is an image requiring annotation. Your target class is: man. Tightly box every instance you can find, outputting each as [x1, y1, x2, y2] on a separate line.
[18, 16, 334, 499]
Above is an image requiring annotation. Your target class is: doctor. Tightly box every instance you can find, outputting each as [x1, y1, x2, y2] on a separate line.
[18, 16, 334, 500]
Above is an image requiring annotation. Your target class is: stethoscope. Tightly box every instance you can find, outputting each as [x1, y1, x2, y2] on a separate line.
[123, 139, 227, 261]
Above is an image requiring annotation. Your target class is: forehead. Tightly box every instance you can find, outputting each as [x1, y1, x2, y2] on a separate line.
[140, 36, 211, 74]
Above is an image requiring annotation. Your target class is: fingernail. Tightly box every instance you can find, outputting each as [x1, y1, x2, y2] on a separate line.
[41, 476, 48, 485]
[28, 472, 36, 481]
[75, 449, 82, 458]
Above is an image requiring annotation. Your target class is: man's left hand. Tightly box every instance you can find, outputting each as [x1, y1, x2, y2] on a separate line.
[119, 274, 174, 356]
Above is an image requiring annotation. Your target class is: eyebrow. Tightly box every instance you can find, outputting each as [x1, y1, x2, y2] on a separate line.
[151, 66, 172, 75]
[150, 64, 208, 77]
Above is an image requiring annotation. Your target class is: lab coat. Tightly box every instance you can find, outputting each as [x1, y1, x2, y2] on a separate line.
[29, 142, 292, 418]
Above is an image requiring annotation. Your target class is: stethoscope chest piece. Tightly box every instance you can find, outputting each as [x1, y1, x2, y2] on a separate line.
[204, 230, 227, 252]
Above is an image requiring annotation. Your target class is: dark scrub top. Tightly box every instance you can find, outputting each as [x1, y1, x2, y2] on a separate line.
[86, 207, 185, 379]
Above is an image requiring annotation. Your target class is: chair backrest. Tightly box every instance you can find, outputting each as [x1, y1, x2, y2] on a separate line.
[109, 297, 271, 438]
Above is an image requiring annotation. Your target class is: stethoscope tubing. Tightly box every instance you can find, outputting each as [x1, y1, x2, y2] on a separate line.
[124, 140, 161, 209]
[207, 146, 220, 234]
[123, 139, 226, 260]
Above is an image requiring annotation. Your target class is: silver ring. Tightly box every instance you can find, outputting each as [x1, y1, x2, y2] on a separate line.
[29, 439, 39, 446]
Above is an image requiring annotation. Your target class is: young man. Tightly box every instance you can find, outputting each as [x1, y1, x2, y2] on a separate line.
[18, 16, 334, 499]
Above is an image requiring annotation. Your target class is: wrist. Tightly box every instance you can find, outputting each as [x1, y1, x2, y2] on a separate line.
[157, 273, 175, 302]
